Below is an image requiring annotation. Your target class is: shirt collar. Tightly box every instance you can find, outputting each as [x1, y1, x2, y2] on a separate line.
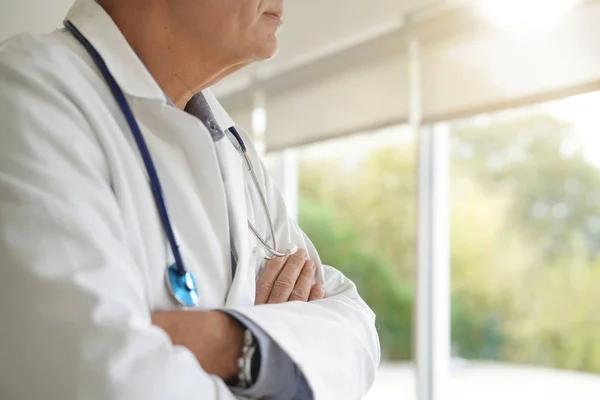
[65, 0, 236, 131]
[201, 90, 235, 131]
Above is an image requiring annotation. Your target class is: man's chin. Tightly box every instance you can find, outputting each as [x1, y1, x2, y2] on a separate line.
[249, 33, 279, 61]
[255, 42, 279, 61]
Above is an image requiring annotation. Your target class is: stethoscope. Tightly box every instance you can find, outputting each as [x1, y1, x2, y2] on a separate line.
[64, 20, 297, 307]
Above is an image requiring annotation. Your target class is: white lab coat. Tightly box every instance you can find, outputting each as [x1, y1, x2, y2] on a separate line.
[0, 1, 380, 399]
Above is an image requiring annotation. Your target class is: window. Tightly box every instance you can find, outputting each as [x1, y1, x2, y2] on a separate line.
[267, 92, 600, 399]
[293, 126, 418, 399]
[450, 92, 600, 399]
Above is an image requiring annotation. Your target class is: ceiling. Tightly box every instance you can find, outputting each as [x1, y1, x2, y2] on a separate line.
[216, 0, 447, 94]
[4, 1, 600, 152]
[259, 0, 432, 70]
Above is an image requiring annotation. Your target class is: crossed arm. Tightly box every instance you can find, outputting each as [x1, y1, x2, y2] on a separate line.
[151, 249, 325, 381]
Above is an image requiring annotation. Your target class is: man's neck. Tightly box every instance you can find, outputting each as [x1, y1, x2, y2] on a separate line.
[99, 1, 241, 109]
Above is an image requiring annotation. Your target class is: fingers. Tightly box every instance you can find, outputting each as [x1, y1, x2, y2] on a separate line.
[255, 255, 288, 305]
[254, 248, 324, 305]
[309, 282, 326, 302]
[267, 249, 309, 304]
[288, 261, 316, 302]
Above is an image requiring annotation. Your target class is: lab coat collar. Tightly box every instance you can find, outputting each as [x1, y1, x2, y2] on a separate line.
[66, 0, 165, 102]
[65, 0, 236, 131]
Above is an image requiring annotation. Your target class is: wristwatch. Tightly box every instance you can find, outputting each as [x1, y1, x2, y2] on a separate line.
[229, 328, 261, 390]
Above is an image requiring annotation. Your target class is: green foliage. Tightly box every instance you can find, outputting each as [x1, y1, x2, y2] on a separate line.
[300, 144, 417, 283]
[299, 196, 413, 360]
[454, 114, 600, 261]
[501, 256, 600, 371]
[451, 113, 600, 372]
[451, 297, 505, 359]
[299, 193, 506, 362]
[297, 113, 600, 373]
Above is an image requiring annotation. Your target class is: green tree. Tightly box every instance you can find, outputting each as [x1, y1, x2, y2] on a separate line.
[299, 143, 417, 283]
[297, 114, 600, 372]
[299, 136, 513, 361]
[453, 114, 600, 261]
[299, 196, 413, 360]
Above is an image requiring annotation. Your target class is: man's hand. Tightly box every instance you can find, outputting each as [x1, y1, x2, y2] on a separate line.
[151, 310, 243, 380]
[255, 248, 326, 305]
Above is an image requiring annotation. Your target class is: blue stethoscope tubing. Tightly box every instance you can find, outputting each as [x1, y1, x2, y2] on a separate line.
[64, 20, 199, 307]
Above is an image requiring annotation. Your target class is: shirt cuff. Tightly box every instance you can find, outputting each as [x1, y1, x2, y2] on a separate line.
[222, 310, 313, 400]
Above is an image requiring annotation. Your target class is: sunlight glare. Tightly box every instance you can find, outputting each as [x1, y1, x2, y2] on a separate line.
[480, 0, 578, 31]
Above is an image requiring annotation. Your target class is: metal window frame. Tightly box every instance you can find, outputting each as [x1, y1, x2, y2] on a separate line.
[411, 36, 451, 400]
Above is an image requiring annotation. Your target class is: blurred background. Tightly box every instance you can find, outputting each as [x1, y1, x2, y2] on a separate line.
[3, 0, 600, 399]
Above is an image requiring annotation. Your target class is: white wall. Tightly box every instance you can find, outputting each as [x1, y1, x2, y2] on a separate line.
[0, 0, 74, 41]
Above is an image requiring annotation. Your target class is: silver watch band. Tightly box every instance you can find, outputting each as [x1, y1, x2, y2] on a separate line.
[235, 329, 258, 389]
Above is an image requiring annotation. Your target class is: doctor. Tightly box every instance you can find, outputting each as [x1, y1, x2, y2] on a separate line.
[0, 0, 380, 399]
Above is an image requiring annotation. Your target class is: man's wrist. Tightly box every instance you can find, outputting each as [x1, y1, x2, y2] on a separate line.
[151, 310, 245, 380]
[212, 311, 245, 381]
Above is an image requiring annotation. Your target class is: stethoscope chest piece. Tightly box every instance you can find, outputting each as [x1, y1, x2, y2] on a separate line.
[165, 264, 199, 307]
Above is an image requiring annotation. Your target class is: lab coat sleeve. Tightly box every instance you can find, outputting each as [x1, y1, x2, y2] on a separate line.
[0, 52, 236, 400]
[226, 131, 381, 400]
[224, 311, 313, 399]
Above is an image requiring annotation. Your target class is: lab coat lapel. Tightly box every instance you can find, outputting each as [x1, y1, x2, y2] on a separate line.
[130, 100, 235, 308]
[214, 139, 256, 307]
